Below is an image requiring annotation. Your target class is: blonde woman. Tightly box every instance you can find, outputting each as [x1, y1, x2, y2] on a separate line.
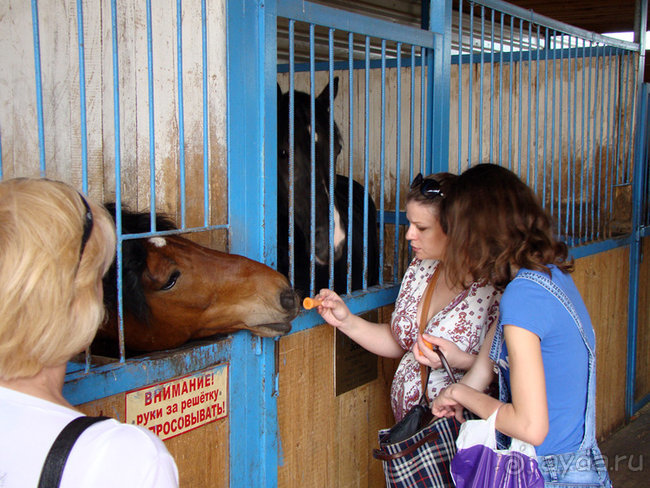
[0, 178, 178, 487]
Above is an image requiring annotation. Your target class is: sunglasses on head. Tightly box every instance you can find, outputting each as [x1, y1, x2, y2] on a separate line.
[410, 173, 444, 199]
[78, 193, 94, 261]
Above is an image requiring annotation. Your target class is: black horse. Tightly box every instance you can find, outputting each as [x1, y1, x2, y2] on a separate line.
[277, 77, 379, 296]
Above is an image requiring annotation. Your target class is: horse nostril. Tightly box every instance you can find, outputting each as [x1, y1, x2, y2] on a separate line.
[280, 288, 299, 312]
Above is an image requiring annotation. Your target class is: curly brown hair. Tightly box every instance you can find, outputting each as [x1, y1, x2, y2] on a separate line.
[440, 164, 573, 291]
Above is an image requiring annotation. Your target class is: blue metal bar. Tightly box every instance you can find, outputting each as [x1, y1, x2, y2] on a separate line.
[409, 46, 416, 181]
[478, 6, 485, 162]
[507, 15, 514, 170]
[498, 13, 504, 166]
[586, 40, 594, 241]
[429, 0, 450, 173]
[626, 83, 648, 419]
[542, 26, 549, 209]
[489, 8, 495, 164]
[146, 0, 157, 230]
[394, 41, 402, 279]
[201, 0, 209, 226]
[110, 0, 125, 362]
[579, 42, 587, 241]
[176, 0, 187, 229]
[289, 21, 296, 290]
[226, 2, 280, 485]
[363, 36, 370, 290]
[277, 54, 428, 74]
[347, 32, 355, 292]
[75, 0, 89, 192]
[380, 40, 387, 285]
[556, 31, 563, 239]
[467, 2, 474, 166]
[31, 0, 46, 175]
[527, 21, 533, 188]
[289, 285, 400, 334]
[419, 45, 426, 175]
[65, 340, 232, 405]
[571, 38, 578, 244]
[596, 45, 606, 240]
[457, 0, 463, 172]
[328, 28, 335, 289]
[517, 18, 522, 175]
[533, 23, 540, 195]
[309, 24, 316, 296]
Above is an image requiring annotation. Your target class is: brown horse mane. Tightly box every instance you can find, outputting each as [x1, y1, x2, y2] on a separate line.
[102, 203, 178, 325]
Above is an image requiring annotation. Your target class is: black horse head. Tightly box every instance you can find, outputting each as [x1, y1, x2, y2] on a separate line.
[277, 78, 346, 288]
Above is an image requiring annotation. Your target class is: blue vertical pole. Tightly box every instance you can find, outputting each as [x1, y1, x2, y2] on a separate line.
[226, 1, 279, 486]
[31, 0, 46, 176]
[429, 0, 451, 173]
[627, 83, 648, 419]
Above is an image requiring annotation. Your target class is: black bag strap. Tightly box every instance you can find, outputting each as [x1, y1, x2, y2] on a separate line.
[38, 416, 110, 488]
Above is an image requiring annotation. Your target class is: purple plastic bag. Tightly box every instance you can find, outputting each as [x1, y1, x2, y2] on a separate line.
[451, 408, 544, 488]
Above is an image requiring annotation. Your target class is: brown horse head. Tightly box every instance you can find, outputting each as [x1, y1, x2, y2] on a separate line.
[98, 205, 299, 353]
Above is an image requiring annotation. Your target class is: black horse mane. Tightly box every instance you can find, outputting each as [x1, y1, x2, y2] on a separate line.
[102, 203, 178, 325]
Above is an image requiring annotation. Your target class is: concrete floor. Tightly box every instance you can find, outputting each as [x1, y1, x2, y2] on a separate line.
[599, 403, 650, 487]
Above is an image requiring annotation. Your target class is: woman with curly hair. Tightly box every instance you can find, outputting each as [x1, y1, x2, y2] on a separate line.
[314, 172, 500, 422]
[428, 164, 611, 487]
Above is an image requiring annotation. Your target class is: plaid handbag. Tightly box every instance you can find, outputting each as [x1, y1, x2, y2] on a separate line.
[373, 266, 464, 487]
[373, 412, 464, 487]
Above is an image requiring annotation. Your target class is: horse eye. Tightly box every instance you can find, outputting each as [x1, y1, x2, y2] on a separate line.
[161, 270, 180, 291]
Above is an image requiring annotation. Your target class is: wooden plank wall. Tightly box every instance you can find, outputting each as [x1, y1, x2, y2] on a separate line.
[0, 0, 229, 248]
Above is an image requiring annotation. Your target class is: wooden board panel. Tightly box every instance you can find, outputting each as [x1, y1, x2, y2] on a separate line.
[277, 305, 397, 488]
[79, 390, 229, 488]
[573, 247, 629, 440]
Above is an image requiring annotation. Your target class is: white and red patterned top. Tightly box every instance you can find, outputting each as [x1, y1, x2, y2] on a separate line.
[390, 258, 501, 421]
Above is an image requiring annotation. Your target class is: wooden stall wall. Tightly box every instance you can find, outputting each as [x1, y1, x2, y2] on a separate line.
[572, 247, 630, 440]
[0, 0, 229, 247]
[277, 307, 398, 488]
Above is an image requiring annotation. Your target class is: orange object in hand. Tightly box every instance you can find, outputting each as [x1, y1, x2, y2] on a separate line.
[422, 338, 434, 350]
[302, 297, 323, 309]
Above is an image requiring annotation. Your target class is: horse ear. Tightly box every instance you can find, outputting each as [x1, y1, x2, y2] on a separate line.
[316, 76, 339, 106]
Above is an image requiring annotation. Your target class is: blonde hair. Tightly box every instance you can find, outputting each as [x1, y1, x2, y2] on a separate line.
[0, 178, 116, 379]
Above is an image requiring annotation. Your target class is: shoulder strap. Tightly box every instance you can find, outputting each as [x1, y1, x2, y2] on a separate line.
[418, 266, 439, 394]
[515, 270, 594, 355]
[38, 416, 110, 488]
[417, 265, 458, 400]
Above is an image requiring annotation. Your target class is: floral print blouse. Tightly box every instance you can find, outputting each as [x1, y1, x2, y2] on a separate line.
[390, 258, 501, 421]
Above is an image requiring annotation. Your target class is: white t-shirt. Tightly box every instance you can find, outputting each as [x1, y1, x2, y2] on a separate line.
[0, 385, 179, 488]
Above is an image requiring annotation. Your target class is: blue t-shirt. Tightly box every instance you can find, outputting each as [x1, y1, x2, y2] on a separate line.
[498, 265, 594, 456]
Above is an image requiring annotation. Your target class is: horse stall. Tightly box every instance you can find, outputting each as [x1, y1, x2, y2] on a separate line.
[1, 1, 649, 488]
